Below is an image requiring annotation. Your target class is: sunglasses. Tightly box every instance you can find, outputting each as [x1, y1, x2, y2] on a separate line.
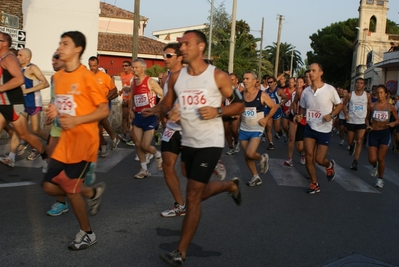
[163, 53, 176, 59]
[122, 64, 130, 67]
[53, 54, 60, 60]
[267, 81, 274, 84]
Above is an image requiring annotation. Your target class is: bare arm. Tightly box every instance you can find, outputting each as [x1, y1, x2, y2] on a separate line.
[107, 87, 118, 100]
[149, 78, 164, 100]
[58, 102, 109, 130]
[0, 55, 24, 92]
[259, 92, 277, 127]
[342, 93, 351, 119]
[277, 88, 288, 106]
[22, 65, 50, 94]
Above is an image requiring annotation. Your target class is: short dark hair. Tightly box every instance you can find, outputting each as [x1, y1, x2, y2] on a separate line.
[0, 32, 12, 48]
[376, 84, 388, 94]
[268, 76, 277, 82]
[184, 30, 207, 51]
[61, 31, 86, 58]
[122, 60, 131, 66]
[163, 42, 182, 57]
[88, 56, 98, 63]
[262, 74, 269, 80]
[356, 77, 365, 83]
[230, 73, 239, 79]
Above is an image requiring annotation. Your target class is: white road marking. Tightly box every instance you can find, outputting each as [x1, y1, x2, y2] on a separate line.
[0, 181, 36, 188]
[96, 148, 133, 173]
[268, 158, 309, 187]
[363, 165, 399, 187]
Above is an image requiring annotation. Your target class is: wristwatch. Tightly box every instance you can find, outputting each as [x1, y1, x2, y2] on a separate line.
[330, 113, 337, 119]
[217, 107, 223, 117]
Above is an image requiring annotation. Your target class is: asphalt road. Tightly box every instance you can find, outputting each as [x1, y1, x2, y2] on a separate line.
[1, 131, 399, 267]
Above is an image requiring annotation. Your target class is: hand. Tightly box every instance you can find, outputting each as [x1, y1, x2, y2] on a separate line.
[323, 114, 332, 122]
[366, 125, 373, 132]
[168, 103, 180, 123]
[59, 114, 77, 130]
[45, 103, 59, 120]
[141, 107, 155, 117]
[44, 116, 53, 125]
[296, 114, 303, 123]
[345, 115, 350, 121]
[258, 118, 268, 127]
[197, 106, 218, 120]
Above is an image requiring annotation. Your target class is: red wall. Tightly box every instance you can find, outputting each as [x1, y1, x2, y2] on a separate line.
[97, 54, 165, 76]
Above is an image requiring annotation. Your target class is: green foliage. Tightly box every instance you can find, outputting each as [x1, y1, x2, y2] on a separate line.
[204, 3, 270, 79]
[307, 18, 399, 87]
[145, 64, 166, 77]
[263, 42, 303, 76]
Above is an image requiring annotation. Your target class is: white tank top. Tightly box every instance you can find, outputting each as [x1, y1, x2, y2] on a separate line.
[348, 91, 367, 124]
[163, 75, 181, 131]
[174, 65, 224, 148]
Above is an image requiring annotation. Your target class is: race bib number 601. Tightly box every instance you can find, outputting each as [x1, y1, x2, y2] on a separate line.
[55, 94, 77, 116]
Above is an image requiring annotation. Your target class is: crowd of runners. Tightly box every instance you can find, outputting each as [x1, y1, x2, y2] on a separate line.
[1, 28, 399, 267]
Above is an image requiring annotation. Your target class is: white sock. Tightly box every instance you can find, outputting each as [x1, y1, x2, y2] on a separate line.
[9, 152, 16, 161]
[155, 150, 161, 158]
[140, 163, 147, 170]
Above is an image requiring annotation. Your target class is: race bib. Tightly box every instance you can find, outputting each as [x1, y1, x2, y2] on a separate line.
[162, 127, 175, 142]
[353, 105, 365, 113]
[243, 107, 256, 119]
[134, 94, 149, 107]
[307, 109, 322, 122]
[179, 89, 207, 113]
[55, 94, 76, 116]
[373, 110, 389, 121]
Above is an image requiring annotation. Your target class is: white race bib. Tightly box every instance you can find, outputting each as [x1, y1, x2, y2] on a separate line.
[373, 110, 389, 121]
[243, 107, 256, 119]
[55, 94, 76, 116]
[134, 93, 149, 107]
[307, 109, 322, 122]
[162, 127, 175, 142]
[353, 104, 365, 113]
[179, 89, 208, 113]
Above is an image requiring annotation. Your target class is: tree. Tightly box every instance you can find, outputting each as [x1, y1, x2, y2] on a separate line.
[263, 42, 303, 76]
[204, 3, 270, 78]
[307, 18, 399, 87]
[145, 64, 166, 77]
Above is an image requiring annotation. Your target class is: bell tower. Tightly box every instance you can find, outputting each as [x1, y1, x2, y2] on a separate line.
[351, 0, 390, 88]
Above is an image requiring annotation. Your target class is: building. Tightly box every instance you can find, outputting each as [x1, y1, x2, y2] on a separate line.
[351, 0, 399, 95]
[152, 24, 206, 43]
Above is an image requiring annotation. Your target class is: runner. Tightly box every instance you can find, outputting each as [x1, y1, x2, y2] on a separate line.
[118, 61, 134, 143]
[366, 84, 399, 188]
[42, 31, 107, 250]
[224, 73, 241, 155]
[142, 30, 244, 266]
[297, 63, 342, 194]
[291, 77, 307, 165]
[130, 58, 163, 179]
[240, 71, 277, 186]
[282, 77, 296, 143]
[338, 88, 348, 146]
[0, 32, 47, 168]
[342, 78, 372, 170]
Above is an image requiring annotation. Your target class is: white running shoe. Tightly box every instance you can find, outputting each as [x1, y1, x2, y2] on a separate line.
[146, 153, 154, 164]
[0, 156, 15, 168]
[134, 169, 151, 179]
[370, 163, 378, 177]
[375, 178, 384, 188]
[213, 160, 226, 180]
[259, 153, 269, 174]
[233, 142, 240, 153]
[42, 159, 48, 174]
[111, 138, 120, 150]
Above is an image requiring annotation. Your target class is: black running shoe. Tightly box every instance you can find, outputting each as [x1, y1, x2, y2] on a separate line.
[231, 177, 242, 206]
[160, 250, 185, 267]
[349, 141, 356, 156]
[350, 160, 358, 171]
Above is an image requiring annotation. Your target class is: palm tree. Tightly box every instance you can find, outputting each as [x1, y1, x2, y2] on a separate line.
[264, 42, 303, 76]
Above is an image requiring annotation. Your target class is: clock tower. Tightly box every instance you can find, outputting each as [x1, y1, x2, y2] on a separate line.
[351, 0, 390, 89]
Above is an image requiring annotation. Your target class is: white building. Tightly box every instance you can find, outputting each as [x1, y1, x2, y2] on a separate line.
[152, 24, 206, 43]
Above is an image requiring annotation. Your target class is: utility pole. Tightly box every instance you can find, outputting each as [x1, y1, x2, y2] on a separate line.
[228, 0, 237, 73]
[289, 46, 295, 77]
[132, 0, 140, 61]
[274, 14, 283, 78]
[258, 17, 264, 80]
[208, 0, 214, 60]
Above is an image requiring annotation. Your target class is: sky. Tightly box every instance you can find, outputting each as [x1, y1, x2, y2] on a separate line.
[103, 0, 399, 63]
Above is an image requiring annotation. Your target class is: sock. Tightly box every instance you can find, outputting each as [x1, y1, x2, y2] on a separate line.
[155, 150, 161, 158]
[9, 152, 16, 161]
[85, 230, 93, 234]
[253, 174, 260, 178]
[58, 201, 66, 205]
[40, 151, 48, 160]
[373, 164, 377, 168]
[91, 188, 97, 199]
[140, 162, 147, 170]
[270, 142, 274, 145]
[328, 161, 333, 168]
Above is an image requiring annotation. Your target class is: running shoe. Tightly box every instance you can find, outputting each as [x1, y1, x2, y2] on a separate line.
[300, 153, 306, 165]
[326, 160, 336, 181]
[267, 143, 274, 150]
[42, 159, 48, 174]
[307, 182, 320, 194]
[160, 250, 185, 267]
[349, 141, 356, 156]
[135, 154, 140, 162]
[350, 160, 358, 171]
[231, 177, 242, 206]
[99, 145, 109, 158]
[161, 202, 186, 217]
[126, 140, 135, 146]
[233, 142, 240, 153]
[274, 133, 281, 139]
[394, 145, 399, 154]
[87, 182, 106, 216]
[68, 230, 97, 250]
[134, 169, 151, 179]
[147, 153, 154, 164]
[339, 140, 344, 146]
[370, 163, 378, 177]
[118, 133, 127, 143]
[154, 131, 162, 146]
[260, 153, 269, 174]
[247, 176, 262, 186]
[27, 149, 40, 161]
[85, 162, 97, 186]
[155, 156, 163, 171]
[0, 156, 15, 167]
[47, 202, 69, 216]
[213, 160, 226, 180]
[375, 178, 384, 188]
[111, 138, 120, 150]
[261, 136, 266, 143]
[17, 143, 28, 156]
[284, 136, 288, 143]
[284, 158, 293, 167]
[226, 147, 235, 155]
[102, 130, 109, 137]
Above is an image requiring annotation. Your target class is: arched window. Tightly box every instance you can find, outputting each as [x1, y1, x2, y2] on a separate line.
[369, 16, 377, 32]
